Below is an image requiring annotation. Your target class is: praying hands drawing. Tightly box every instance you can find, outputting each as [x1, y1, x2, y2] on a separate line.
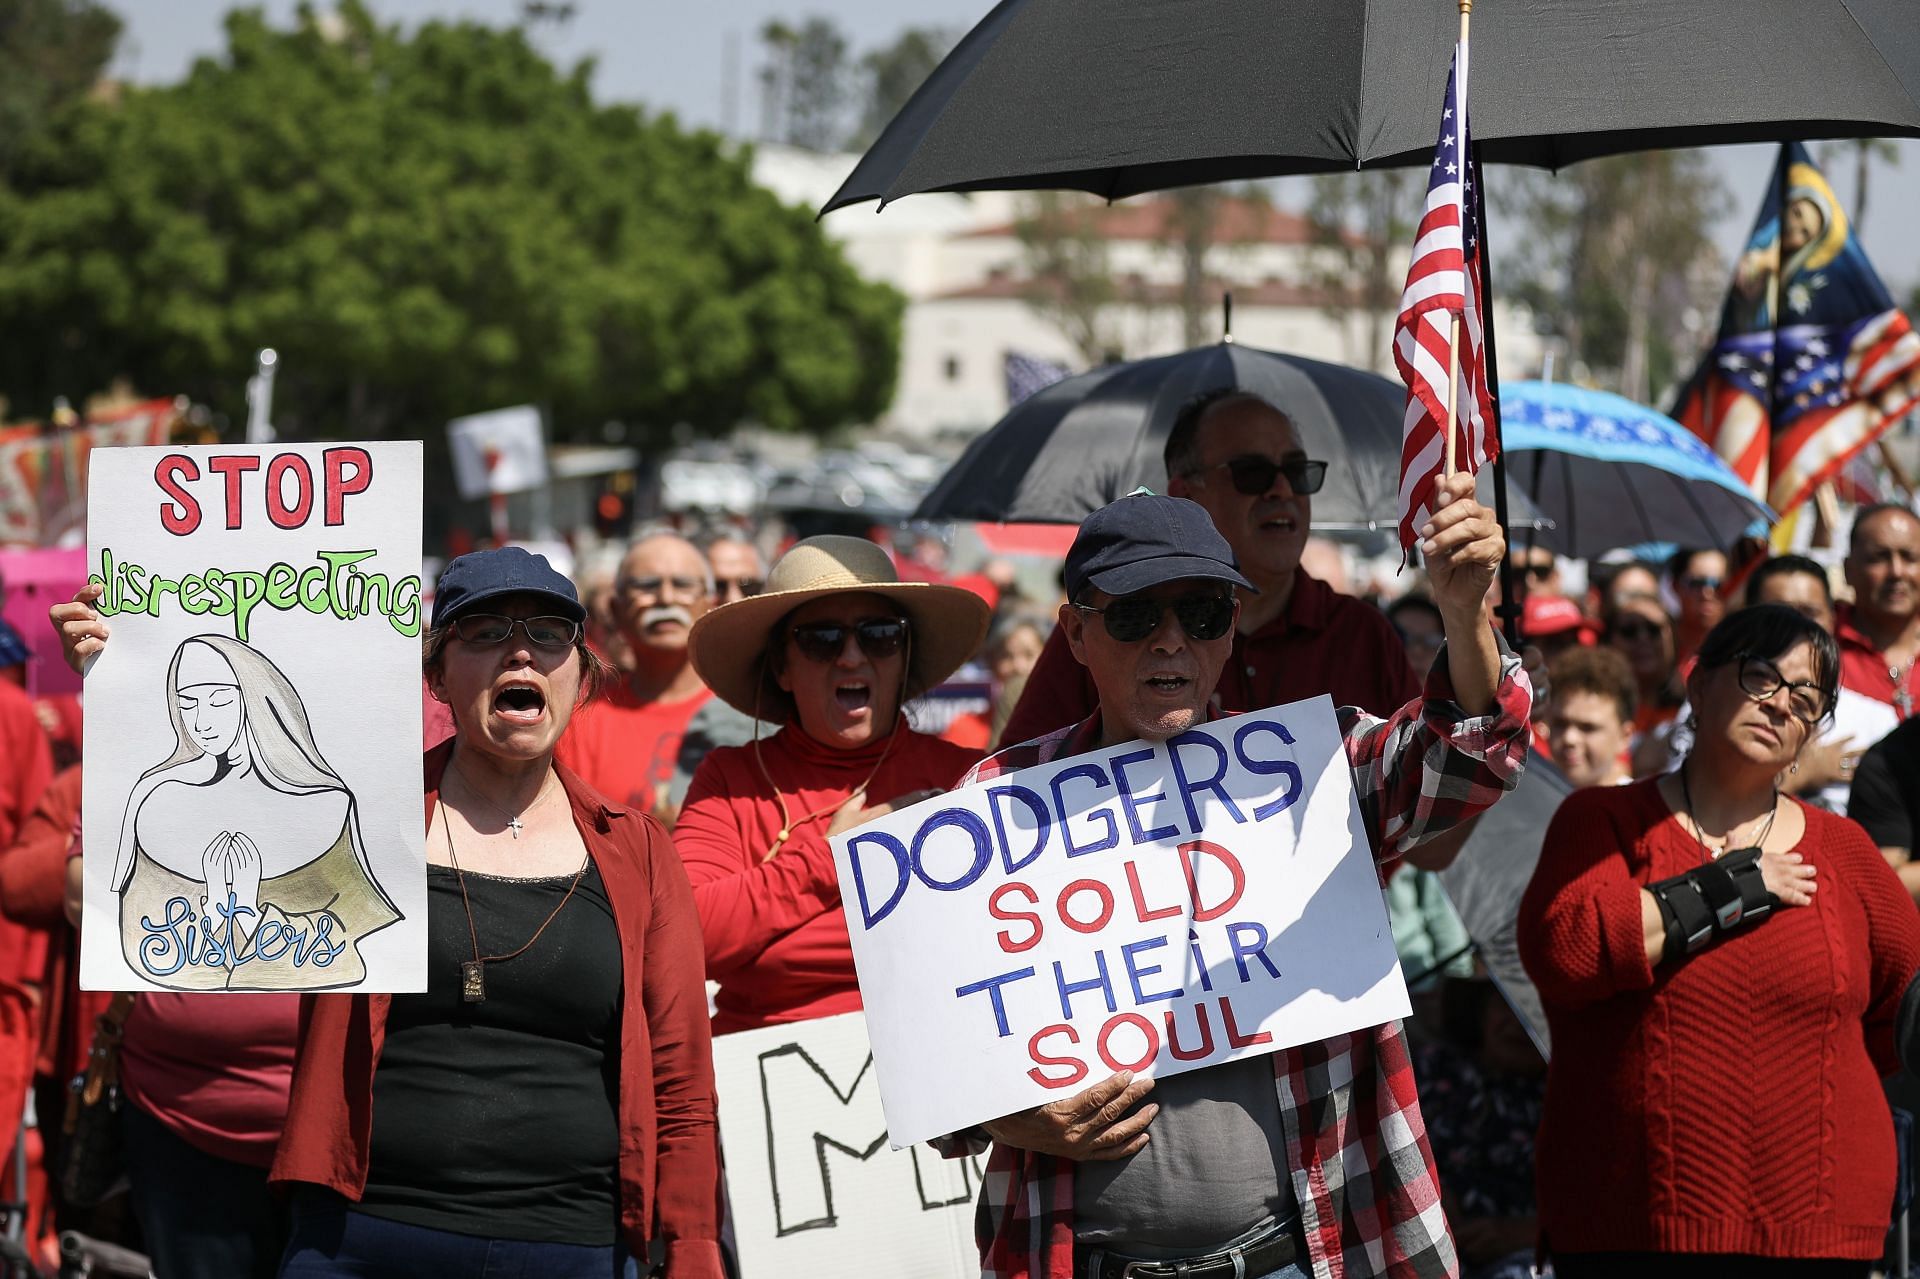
[198, 831, 266, 946]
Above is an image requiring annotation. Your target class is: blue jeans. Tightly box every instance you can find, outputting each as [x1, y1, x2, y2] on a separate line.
[123, 1100, 284, 1279]
[279, 1190, 625, 1278]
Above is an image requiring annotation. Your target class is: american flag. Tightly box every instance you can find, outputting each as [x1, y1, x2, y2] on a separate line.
[1392, 41, 1496, 558]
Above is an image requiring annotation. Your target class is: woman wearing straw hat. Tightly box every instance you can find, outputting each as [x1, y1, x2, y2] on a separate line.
[677, 535, 989, 1034]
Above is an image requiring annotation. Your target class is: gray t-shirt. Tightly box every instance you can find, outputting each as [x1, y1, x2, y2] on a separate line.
[1073, 1056, 1295, 1252]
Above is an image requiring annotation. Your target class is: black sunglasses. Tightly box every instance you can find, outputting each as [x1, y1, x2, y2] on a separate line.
[1520, 561, 1556, 581]
[1734, 652, 1829, 725]
[790, 618, 909, 664]
[452, 614, 582, 649]
[1609, 617, 1666, 643]
[715, 576, 765, 599]
[1075, 591, 1235, 644]
[1192, 454, 1328, 498]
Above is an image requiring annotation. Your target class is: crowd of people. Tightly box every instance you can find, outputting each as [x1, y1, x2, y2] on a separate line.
[0, 386, 1913, 1278]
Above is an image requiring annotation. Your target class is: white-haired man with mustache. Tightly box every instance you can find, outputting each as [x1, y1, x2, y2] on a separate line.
[558, 532, 715, 819]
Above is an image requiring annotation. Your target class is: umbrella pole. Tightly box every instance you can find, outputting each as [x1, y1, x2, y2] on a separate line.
[1470, 139, 1521, 649]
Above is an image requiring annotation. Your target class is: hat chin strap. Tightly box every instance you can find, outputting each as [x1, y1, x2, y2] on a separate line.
[750, 629, 913, 862]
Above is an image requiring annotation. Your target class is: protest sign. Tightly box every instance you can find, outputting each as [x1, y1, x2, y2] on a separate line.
[713, 1012, 981, 1279]
[80, 443, 425, 993]
[447, 405, 546, 500]
[831, 696, 1408, 1147]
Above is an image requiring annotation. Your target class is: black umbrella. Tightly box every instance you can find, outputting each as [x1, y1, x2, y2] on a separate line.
[913, 341, 1550, 532]
[823, 0, 1920, 212]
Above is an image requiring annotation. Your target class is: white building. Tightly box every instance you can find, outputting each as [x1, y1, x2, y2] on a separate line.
[754, 145, 1540, 441]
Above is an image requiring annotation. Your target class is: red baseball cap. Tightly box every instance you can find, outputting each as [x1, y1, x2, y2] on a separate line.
[1523, 594, 1588, 639]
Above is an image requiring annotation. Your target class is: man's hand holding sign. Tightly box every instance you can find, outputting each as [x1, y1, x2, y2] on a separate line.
[829, 474, 1531, 1279]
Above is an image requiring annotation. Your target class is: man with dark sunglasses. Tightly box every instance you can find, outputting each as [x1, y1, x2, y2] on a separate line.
[940, 479, 1531, 1279]
[1002, 390, 1420, 767]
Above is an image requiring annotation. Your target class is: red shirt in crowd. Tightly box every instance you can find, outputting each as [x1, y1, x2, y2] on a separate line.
[271, 744, 724, 1270]
[1835, 603, 1917, 718]
[673, 722, 979, 1036]
[1000, 571, 1419, 746]
[121, 993, 299, 1168]
[0, 679, 52, 848]
[558, 684, 714, 812]
[1518, 781, 1920, 1261]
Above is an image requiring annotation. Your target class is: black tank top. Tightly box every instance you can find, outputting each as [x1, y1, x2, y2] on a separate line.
[359, 861, 622, 1244]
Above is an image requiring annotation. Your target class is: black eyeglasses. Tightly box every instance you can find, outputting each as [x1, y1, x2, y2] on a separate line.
[1190, 454, 1328, 498]
[452, 614, 582, 649]
[1734, 652, 1829, 724]
[790, 618, 909, 664]
[1609, 617, 1666, 643]
[1075, 591, 1235, 644]
[715, 577, 764, 599]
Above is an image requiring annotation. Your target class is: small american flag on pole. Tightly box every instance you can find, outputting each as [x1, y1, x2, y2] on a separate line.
[1393, 39, 1496, 558]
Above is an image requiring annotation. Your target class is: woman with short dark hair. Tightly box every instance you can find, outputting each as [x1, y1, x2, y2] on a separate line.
[1520, 604, 1920, 1277]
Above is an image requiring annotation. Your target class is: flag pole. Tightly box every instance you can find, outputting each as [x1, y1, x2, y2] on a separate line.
[1470, 139, 1521, 649]
[1443, 0, 1472, 480]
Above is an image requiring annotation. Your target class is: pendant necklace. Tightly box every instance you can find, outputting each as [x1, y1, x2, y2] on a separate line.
[1679, 764, 1779, 862]
[441, 808, 587, 1004]
[448, 756, 551, 838]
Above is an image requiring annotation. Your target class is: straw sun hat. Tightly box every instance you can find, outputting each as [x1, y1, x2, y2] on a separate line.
[687, 535, 992, 719]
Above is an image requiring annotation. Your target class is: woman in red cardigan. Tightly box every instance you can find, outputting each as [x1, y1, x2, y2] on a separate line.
[266, 549, 725, 1278]
[1520, 603, 1920, 1278]
[675, 536, 988, 1034]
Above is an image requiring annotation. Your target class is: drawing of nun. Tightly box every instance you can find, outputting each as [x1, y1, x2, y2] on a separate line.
[112, 634, 401, 990]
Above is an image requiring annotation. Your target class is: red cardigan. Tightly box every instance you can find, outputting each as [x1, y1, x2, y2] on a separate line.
[270, 743, 724, 1274]
[1518, 781, 1920, 1261]
[673, 722, 979, 1035]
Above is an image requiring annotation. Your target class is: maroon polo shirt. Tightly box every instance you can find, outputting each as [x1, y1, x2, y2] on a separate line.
[1000, 571, 1421, 745]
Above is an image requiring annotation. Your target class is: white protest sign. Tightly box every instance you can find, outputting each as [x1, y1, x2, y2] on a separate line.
[831, 696, 1409, 1147]
[447, 405, 547, 499]
[713, 1012, 981, 1279]
[81, 444, 426, 993]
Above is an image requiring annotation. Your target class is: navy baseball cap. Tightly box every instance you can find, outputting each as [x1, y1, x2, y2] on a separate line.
[1064, 492, 1255, 600]
[0, 618, 27, 670]
[432, 547, 586, 627]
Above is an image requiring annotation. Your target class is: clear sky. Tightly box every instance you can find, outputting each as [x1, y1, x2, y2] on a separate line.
[117, 0, 1920, 295]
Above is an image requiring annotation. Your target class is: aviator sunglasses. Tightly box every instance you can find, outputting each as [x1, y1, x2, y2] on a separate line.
[1075, 591, 1236, 643]
[1191, 454, 1329, 497]
[790, 618, 910, 663]
[452, 614, 582, 649]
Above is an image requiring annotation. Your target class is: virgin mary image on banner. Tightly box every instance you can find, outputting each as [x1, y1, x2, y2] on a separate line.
[112, 634, 402, 990]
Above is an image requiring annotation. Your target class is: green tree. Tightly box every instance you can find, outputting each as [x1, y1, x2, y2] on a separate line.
[1498, 151, 1726, 400]
[758, 16, 850, 151]
[1309, 170, 1418, 373]
[0, 2, 901, 442]
[1015, 192, 1121, 365]
[853, 26, 952, 149]
[0, 0, 120, 178]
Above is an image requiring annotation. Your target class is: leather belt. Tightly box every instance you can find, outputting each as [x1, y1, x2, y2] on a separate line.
[1075, 1218, 1302, 1279]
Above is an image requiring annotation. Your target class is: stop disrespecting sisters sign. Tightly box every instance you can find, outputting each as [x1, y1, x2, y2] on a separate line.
[830, 696, 1412, 1148]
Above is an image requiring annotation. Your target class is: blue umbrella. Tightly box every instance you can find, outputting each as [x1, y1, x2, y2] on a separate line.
[1498, 381, 1774, 559]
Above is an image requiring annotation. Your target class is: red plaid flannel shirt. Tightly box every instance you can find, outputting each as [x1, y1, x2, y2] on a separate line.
[937, 647, 1532, 1279]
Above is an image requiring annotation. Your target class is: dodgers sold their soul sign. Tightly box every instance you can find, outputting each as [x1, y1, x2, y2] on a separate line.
[831, 697, 1411, 1148]
[81, 444, 425, 992]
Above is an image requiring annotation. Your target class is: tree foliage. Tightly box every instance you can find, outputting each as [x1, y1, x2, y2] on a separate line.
[1497, 151, 1727, 400]
[0, 0, 119, 178]
[853, 27, 953, 149]
[0, 2, 901, 441]
[1015, 192, 1122, 365]
[1309, 170, 1418, 374]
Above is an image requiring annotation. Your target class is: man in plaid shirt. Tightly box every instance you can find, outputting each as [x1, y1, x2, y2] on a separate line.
[936, 476, 1530, 1279]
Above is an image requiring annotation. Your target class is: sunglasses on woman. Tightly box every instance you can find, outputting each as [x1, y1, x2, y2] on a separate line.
[1734, 653, 1829, 724]
[1609, 617, 1667, 643]
[1075, 591, 1236, 643]
[451, 614, 582, 649]
[1192, 454, 1329, 497]
[790, 618, 910, 663]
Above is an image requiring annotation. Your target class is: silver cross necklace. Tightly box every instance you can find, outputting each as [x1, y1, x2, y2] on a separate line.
[447, 756, 552, 838]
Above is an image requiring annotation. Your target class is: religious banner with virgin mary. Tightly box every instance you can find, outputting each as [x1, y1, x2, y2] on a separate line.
[1673, 141, 1920, 519]
[80, 443, 426, 992]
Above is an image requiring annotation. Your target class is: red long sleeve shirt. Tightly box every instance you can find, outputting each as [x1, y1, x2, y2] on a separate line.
[271, 744, 724, 1273]
[1519, 781, 1920, 1261]
[674, 722, 979, 1036]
